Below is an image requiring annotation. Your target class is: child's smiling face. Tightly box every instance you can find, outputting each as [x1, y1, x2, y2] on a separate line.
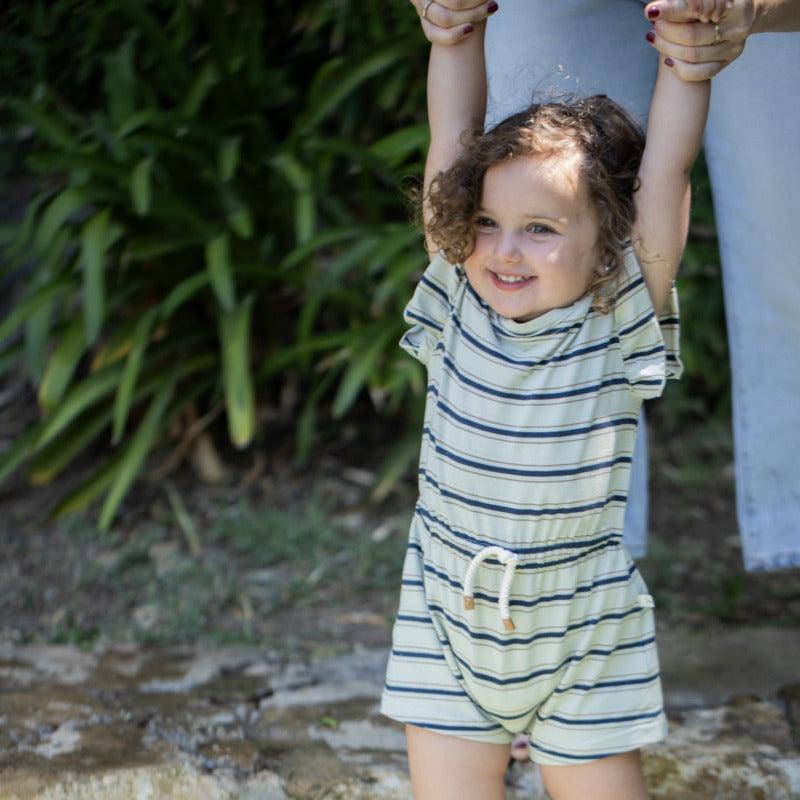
[464, 152, 603, 322]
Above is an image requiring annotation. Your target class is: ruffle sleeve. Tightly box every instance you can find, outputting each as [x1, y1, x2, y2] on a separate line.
[399, 251, 461, 366]
[613, 247, 683, 400]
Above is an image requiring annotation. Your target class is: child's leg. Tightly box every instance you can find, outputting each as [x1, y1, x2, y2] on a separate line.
[538, 749, 647, 800]
[406, 724, 510, 800]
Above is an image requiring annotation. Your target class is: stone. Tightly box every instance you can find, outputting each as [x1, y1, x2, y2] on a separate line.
[1, 636, 799, 800]
[1, 766, 287, 800]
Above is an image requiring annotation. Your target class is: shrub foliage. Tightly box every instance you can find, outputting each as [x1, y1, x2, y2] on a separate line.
[0, 0, 726, 527]
[0, 0, 430, 526]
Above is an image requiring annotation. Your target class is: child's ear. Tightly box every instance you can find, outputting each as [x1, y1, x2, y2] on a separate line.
[596, 263, 613, 277]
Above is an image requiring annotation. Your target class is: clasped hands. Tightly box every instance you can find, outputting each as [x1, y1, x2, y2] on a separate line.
[413, 0, 753, 80]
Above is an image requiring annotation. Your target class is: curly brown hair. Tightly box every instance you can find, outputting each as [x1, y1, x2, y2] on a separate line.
[426, 95, 645, 314]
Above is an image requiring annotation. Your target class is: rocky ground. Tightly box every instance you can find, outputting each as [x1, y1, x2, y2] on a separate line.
[1, 629, 800, 799]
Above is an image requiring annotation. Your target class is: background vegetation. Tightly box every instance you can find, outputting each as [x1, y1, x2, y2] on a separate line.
[0, 0, 728, 528]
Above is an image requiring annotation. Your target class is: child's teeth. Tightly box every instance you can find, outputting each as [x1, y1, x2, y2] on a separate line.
[498, 275, 526, 283]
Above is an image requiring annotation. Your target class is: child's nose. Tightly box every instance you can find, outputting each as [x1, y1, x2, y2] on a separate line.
[494, 231, 522, 262]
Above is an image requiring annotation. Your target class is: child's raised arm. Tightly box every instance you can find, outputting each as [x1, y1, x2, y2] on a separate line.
[632, 59, 710, 312]
[423, 24, 487, 250]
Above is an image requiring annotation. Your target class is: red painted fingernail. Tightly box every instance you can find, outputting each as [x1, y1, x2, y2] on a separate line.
[645, 30, 656, 43]
[647, 5, 660, 18]
[488, 1, 499, 12]
[664, 57, 675, 67]
[463, 24, 474, 34]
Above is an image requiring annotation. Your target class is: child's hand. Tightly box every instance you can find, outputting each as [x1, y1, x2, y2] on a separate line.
[646, 0, 733, 24]
[411, 0, 498, 45]
[685, 0, 732, 23]
[644, 0, 748, 81]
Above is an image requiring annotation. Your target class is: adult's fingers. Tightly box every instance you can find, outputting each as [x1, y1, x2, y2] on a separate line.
[684, 0, 730, 23]
[646, 0, 754, 36]
[413, 0, 498, 28]
[652, 16, 747, 50]
[413, 0, 487, 11]
[647, 24, 746, 77]
[419, 16, 481, 44]
[645, 0, 699, 24]
[663, 56, 730, 80]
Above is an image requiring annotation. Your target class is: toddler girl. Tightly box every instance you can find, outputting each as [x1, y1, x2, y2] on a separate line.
[381, 4, 720, 798]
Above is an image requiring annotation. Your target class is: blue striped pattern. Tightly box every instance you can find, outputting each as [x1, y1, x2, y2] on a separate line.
[381, 248, 677, 764]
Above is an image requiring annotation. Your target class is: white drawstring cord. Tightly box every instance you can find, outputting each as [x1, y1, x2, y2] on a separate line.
[462, 545, 520, 631]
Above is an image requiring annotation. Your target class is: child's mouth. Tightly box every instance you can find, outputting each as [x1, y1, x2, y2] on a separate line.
[492, 272, 533, 288]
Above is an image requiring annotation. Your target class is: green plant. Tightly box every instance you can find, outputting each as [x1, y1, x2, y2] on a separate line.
[0, 0, 430, 526]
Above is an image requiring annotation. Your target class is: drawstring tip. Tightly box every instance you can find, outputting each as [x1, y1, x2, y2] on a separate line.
[502, 617, 516, 632]
[463, 596, 475, 611]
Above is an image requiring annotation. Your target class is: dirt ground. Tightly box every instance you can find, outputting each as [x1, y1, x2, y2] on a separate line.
[1, 373, 799, 653]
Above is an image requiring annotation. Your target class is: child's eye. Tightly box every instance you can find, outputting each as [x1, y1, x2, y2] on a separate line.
[474, 216, 497, 230]
[526, 222, 553, 235]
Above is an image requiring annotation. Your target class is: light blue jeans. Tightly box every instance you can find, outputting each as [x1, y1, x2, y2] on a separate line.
[485, 0, 800, 570]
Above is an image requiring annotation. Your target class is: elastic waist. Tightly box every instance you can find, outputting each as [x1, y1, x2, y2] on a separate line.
[416, 503, 622, 570]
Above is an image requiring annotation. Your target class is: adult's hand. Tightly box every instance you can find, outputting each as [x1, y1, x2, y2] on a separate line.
[409, 0, 499, 44]
[645, 0, 753, 80]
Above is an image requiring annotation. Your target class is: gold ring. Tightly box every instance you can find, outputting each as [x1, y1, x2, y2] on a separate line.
[714, 23, 721, 43]
[422, 0, 433, 19]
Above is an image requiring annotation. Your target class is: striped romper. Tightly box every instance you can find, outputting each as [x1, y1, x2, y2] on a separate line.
[381, 248, 680, 764]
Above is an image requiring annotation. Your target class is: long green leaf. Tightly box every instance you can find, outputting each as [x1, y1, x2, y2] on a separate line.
[227, 204, 254, 239]
[34, 187, 90, 256]
[255, 331, 353, 383]
[295, 369, 338, 464]
[114, 109, 158, 140]
[49, 453, 123, 519]
[35, 363, 124, 450]
[125, 233, 207, 261]
[218, 136, 241, 182]
[219, 297, 255, 449]
[269, 153, 314, 244]
[99, 380, 174, 530]
[205, 232, 236, 312]
[27, 152, 129, 182]
[38, 317, 87, 413]
[2, 192, 50, 260]
[22, 225, 76, 381]
[0, 276, 79, 345]
[103, 36, 137, 128]
[301, 40, 414, 131]
[278, 226, 363, 272]
[24, 296, 52, 383]
[0, 422, 45, 486]
[296, 235, 380, 349]
[29, 405, 113, 486]
[179, 60, 220, 117]
[131, 157, 154, 215]
[112, 307, 158, 443]
[368, 124, 430, 167]
[370, 431, 422, 503]
[51, 368, 216, 520]
[332, 324, 396, 419]
[80, 208, 112, 343]
[159, 272, 210, 320]
[5, 97, 80, 151]
[116, 1, 191, 86]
